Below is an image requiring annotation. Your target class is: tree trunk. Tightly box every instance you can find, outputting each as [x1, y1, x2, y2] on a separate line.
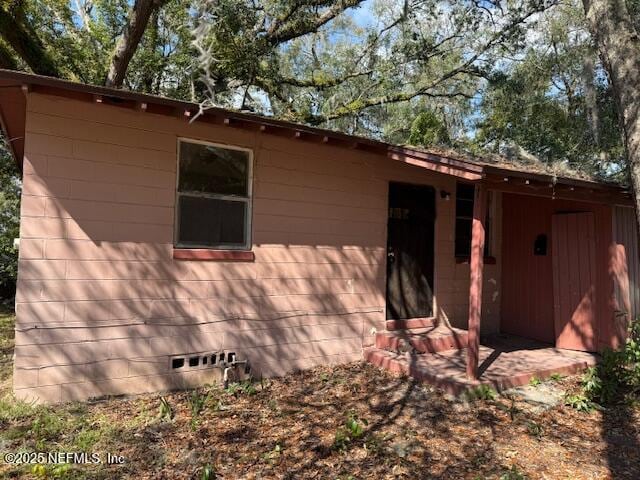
[141, 9, 160, 93]
[582, 0, 640, 233]
[582, 55, 600, 147]
[105, 0, 167, 88]
[0, 3, 60, 77]
[0, 42, 17, 70]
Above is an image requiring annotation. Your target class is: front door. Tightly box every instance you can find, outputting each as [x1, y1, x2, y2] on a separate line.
[551, 212, 598, 351]
[385, 183, 435, 320]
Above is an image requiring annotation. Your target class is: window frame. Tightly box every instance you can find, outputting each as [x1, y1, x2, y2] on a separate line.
[454, 182, 476, 258]
[454, 182, 495, 261]
[174, 138, 254, 251]
[484, 190, 495, 257]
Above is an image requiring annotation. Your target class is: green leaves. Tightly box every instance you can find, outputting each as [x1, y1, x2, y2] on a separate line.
[333, 412, 367, 450]
[575, 320, 640, 407]
[0, 141, 19, 297]
[408, 110, 451, 147]
[564, 393, 597, 413]
[158, 396, 174, 421]
[474, 1, 624, 179]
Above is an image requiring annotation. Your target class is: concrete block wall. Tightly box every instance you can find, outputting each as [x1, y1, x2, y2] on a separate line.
[13, 93, 501, 402]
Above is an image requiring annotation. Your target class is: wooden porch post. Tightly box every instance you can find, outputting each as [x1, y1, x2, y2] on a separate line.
[466, 183, 487, 380]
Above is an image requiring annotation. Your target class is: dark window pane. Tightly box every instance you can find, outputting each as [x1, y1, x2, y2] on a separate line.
[456, 182, 475, 200]
[456, 199, 474, 218]
[178, 195, 246, 247]
[455, 218, 472, 257]
[179, 142, 249, 196]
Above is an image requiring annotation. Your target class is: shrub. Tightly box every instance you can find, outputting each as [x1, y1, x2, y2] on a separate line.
[564, 393, 597, 413]
[582, 320, 640, 405]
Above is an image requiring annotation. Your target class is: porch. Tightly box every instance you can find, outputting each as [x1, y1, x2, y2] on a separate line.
[365, 330, 598, 396]
[376, 177, 629, 394]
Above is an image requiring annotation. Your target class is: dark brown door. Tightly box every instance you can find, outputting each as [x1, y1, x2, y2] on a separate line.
[552, 212, 598, 351]
[385, 183, 435, 320]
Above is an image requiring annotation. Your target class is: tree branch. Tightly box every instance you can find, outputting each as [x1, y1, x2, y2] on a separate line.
[0, 2, 60, 76]
[0, 41, 17, 70]
[300, 1, 555, 125]
[105, 0, 168, 88]
[266, 0, 365, 45]
[271, 69, 375, 89]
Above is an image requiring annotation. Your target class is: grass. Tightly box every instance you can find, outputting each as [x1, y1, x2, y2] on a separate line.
[0, 307, 639, 479]
[0, 305, 15, 391]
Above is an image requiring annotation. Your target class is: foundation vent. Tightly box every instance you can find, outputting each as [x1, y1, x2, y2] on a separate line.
[169, 351, 235, 371]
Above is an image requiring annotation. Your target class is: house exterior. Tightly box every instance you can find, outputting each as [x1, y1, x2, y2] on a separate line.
[0, 69, 638, 403]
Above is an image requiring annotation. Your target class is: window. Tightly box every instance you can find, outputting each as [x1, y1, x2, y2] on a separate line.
[454, 183, 493, 258]
[175, 139, 252, 249]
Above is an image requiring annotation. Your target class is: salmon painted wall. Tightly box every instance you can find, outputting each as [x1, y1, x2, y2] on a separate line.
[13, 93, 501, 402]
[501, 193, 615, 349]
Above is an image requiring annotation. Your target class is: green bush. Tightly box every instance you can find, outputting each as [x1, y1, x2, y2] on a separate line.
[582, 320, 640, 405]
[564, 393, 597, 413]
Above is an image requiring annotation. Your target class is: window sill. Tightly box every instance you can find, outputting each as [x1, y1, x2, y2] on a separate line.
[455, 256, 497, 265]
[173, 248, 255, 262]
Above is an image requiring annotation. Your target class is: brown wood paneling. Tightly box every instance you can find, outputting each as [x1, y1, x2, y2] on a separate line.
[552, 213, 597, 351]
[612, 206, 640, 344]
[501, 194, 614, 347]
[501, 195, 555, 342]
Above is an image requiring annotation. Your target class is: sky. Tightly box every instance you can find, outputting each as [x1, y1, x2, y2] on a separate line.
[349, 0, 377, 28]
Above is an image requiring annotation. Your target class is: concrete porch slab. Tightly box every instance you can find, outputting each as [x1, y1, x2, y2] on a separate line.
[365, 335, 598, 396]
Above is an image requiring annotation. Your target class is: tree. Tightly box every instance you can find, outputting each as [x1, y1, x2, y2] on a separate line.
[0, 0, 170, 87]
[192, 0, 556, 133]
[0, 1, 634, 190]
[0, 142, 20, 298]
[408, 110, 451, 147]
[105, 0, 169, 87]
[581, 0, 640, 231]
[0, 1, 60, 76]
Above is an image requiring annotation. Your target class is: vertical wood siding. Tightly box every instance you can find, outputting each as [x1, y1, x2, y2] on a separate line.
[612, 206, 640, 333]
[501, 194, 555, 343]
[551, 213, 597, 351]
[501, 194, 615, 349]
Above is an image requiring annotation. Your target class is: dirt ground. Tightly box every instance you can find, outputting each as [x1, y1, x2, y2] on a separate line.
[1, 308, 639, 479]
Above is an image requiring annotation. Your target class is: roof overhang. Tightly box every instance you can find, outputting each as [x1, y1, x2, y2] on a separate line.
[0, 69, 633, 205]
[0, 80, 26, 170]
[0, 69, 482, 180]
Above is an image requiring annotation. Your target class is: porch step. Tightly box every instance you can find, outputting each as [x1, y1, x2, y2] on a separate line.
[376, 325, 468, 354]
[365, 342, 598, 397]
[365, 347, 472, 396]
[385, 317, 436, 331]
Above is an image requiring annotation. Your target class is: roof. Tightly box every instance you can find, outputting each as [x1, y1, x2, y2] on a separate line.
[0, 69, 632, 206]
